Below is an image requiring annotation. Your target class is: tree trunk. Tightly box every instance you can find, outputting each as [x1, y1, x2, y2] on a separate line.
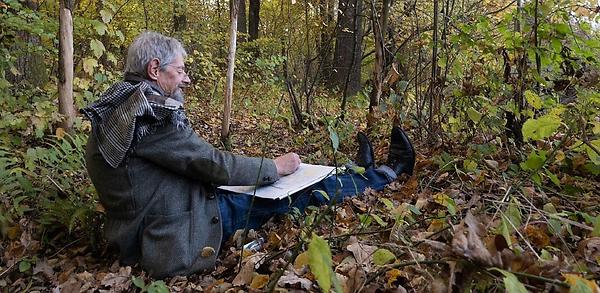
[173, 0, 187, 35]
[221, 0, 239, 146]
[428, 0, 440, 138]
[317, 0, 334, 84]
[331, 0, 363, 97]
[367, 0, 392, 131]
[248, 0, 260, 41]
[236, 0, 247, 40]
[58, 0, 75, 133]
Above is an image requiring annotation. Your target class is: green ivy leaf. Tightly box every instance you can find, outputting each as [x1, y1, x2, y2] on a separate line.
[524, 90, 542, 109]
[373, 248, 396, 265]
[522, 115, 561, 141]
[90, 39, 105, 59]
[308, 233, 341, 293]
[467, 107, 482, 123]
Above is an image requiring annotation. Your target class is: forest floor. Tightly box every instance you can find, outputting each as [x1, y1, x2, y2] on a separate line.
[2, 93, 600, 292]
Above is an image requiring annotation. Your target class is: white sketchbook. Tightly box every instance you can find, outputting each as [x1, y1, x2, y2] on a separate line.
[218, 163, 336, 200]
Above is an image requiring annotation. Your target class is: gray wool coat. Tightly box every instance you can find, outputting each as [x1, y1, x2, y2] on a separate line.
[85, 122, 279, 278]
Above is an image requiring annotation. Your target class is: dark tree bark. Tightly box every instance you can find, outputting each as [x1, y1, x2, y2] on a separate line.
[317, 0, 334, 83]
[236, 0, 247, 39]
[173, 0, 187, 34]
[8, 0, 48, 88]
[331, 0, 364, 98]
[248, 0, 260, 40]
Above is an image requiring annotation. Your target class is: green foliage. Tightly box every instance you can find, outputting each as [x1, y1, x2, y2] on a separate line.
[308, 233, 341, 293]
[490, 268, 528, 293]
[372, 248, 396, 265]
[132, 276, 169, 293]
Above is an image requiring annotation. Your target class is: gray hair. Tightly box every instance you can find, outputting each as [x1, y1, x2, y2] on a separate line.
[124, 31, 187, 77]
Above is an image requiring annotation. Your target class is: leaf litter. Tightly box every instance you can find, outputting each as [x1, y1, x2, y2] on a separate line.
[1, 101, 599, 292]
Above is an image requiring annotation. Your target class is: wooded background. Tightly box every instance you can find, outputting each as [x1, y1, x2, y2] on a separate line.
[1, 0, 600, 290]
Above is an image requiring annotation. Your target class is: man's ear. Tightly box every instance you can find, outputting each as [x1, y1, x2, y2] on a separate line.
[146, 58, 160, 81]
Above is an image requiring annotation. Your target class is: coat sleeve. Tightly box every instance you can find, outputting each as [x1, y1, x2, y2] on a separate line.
[133, 123, 280, 186]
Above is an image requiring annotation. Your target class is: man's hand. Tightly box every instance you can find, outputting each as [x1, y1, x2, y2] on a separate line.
[274, 153, 301, 176]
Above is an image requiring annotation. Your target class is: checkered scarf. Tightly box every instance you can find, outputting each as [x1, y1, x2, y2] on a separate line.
[81, 78, 189, 168]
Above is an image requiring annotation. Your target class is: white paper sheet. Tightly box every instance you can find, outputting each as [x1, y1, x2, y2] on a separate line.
[218, 163, 336, 199]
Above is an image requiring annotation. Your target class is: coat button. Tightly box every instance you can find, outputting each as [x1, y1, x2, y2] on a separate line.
[211, 216, 219, 224]
[208, 194, 215, 200]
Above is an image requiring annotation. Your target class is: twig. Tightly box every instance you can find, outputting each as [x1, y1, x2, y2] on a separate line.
[364, 259, 448, 285]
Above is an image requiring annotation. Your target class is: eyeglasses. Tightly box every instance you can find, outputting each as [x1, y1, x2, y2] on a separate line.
[165, 64, 188, 76]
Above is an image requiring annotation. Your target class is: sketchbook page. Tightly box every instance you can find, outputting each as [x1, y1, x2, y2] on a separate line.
[218, 163, 336, 199]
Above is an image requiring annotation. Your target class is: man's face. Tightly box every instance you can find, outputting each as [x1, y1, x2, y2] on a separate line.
[156, 54, 191, 97]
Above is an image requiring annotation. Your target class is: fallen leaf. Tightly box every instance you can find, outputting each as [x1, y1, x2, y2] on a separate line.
[524, 225, 550, 248]
[249, 273, 269, 289]
[33, 258, 55, 280]
[277, 270, 313, 290]
[451, 212, 502, 266]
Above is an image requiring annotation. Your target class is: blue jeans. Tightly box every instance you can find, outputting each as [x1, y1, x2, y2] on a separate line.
[217, 168, 394, 242]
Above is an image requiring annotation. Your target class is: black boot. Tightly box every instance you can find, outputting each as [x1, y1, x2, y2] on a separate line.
[387, 126, 415, 176]
[355, 132, 375, 169]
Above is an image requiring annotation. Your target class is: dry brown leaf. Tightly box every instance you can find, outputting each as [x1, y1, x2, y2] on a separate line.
[524, 225, 550, 248]
[451, 212, 502, 266]
[277, 269, 313, 290]
[33, 258, 54, 280]
[232, 253, 264, 286]
[346, 237, 377, 271]
[249, 273, 269, 289]
[344, 266, 366, 293]
[100, 266, 131, 290]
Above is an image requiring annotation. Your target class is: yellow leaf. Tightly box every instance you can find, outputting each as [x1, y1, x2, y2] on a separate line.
[55, 127, 66, 139]
[250, 274, 269, 289]
[294, 251, 310, 269]
[386, 269, 402, 287]
[563, 273, 600, 292]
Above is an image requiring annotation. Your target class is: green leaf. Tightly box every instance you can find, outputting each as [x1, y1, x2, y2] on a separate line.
[371, 214, 388, 227]
[591, 216, 600, 237]
[544, 169, 561, 187]
[19, 260, 31, 272]
[308, 234, 341, 293]
[467, 107, 482, 123]
[379, 198, 394, 210]
[100, 9, 113, 23]
[313, 189, 330, 201]
[90, 39, 105, 59]
[147, 281, 169, 293]
[92, 21, 107, 36]
[373, 248, 396, 265]
[327, 125, 339, 153]
[490, 268, 528, 293]
[522, 115, 561, 141]
[132, 276, 145, 289]
[554, 23, 570, 35]
[524, 90, 542, 109]
[83, 58, 98, 75]
[520, 150, 546, 171]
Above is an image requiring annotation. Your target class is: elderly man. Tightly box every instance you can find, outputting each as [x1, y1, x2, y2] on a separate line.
[82, 31, 415, 278]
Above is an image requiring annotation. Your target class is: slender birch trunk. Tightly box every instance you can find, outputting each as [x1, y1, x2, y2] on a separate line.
[221, 0, 239, 146]
[58, 0, 74, 134]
